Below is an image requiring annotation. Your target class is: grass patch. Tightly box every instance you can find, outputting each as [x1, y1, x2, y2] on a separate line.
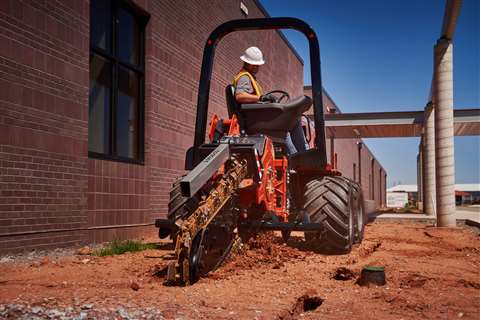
[94, 239, 157, 257]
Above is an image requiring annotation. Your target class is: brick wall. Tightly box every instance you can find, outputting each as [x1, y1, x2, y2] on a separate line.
[0, 0, 304, 253]
[0, 0, 89, 252]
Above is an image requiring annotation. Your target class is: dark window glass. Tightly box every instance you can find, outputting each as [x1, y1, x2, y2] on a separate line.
[118, 8, 140, 65]
[116, 67, 139, 158]
[91, 0, 112, 52]
[89, 54, 111, 154]
[89, 1, 146, 163]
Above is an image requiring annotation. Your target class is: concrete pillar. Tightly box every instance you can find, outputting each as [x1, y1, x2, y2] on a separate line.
[434, 39, 456, 227]
[423, 103, 436, 216]
[417, 136, 424, 211]
[379, 168, 383, 207]
[371, 158, 375, 201]
[357, 141, 362, 186]
[330, 137, 335, 168]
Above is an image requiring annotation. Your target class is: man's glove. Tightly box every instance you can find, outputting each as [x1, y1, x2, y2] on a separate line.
[259, 93, 276, 103]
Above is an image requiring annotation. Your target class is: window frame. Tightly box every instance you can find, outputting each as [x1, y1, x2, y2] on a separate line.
[88, 0, 149, 165]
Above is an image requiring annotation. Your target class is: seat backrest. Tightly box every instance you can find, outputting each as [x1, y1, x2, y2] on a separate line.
[225, 84, 240, 118]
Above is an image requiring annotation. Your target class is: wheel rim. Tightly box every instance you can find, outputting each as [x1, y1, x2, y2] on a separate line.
[348, 190, 355, 244]
[357, 200, 364, 233]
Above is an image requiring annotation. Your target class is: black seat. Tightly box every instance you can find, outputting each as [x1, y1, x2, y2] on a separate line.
[224, 85, 312, 139]
[225, 84, 240, 118]
[240, 96, 312, 139]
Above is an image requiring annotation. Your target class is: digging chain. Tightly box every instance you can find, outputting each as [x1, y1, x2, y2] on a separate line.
[167, 157, 248, 285]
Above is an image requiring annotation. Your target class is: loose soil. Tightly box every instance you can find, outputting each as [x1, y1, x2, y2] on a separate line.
[0, 222, 479, 319]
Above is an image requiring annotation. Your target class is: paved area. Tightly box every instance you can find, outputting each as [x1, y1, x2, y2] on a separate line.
[369, 206, 480, 226]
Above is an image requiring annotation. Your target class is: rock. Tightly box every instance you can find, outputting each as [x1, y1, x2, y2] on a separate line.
[81, 258, 91, 264]
[77, 246, 93, 255]
[117, 307, 130, 319]
[81, 303, 94, 310]
[31, 306, 43, 314]
[47, 309, 65, 318]
[130, 281, 140, 291]
[333, 267, 355, 281]
[457, 312, 464, 318]
[0, 256, 13, 263]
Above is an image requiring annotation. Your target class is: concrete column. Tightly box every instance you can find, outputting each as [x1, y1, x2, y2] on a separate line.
[434, 39, 456, 227]
[330, 137, 335, 168]
[371, 158, 375, 201]
[357, 141, 362, 186]
[423, 103, 436, 216]
[417, 136, 424, 211]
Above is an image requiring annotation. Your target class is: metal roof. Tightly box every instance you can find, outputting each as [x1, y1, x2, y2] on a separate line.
[324, 108, 480, 138]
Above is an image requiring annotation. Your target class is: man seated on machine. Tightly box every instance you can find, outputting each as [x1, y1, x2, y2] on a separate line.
[232, 46, 309, 155]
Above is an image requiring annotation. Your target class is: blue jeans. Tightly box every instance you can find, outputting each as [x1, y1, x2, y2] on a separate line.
[285, 119, 309, 155]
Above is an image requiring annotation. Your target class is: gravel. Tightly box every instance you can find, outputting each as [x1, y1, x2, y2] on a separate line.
[0, 303, 165, 320]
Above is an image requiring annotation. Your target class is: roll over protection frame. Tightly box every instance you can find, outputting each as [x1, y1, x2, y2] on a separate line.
[192, 17, 327, 167]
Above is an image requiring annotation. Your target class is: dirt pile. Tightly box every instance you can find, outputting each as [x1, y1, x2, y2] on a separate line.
[209, 232, 306, 279]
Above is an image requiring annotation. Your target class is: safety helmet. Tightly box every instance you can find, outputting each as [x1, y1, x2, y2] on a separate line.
[240, 46, 265, 65]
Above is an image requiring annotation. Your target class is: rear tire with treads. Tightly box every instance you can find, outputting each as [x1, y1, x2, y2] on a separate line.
[302, 176, 354, 254]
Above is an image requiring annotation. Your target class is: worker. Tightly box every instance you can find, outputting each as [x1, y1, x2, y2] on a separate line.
[233, 46, 308, 154]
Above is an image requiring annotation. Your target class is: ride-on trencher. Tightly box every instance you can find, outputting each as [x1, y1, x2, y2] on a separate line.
[155, 17, 366, 285]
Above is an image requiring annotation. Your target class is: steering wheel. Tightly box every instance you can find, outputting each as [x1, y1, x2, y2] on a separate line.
[262, 90, 290, 103]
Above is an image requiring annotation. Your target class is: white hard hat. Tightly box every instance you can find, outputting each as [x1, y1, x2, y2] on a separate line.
[240, 46, 265, 65]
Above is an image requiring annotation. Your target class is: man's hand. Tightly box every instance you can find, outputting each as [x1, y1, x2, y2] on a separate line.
[259, 93, 276, 103]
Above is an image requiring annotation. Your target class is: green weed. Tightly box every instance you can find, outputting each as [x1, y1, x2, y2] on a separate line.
[94, 239, 157, 256]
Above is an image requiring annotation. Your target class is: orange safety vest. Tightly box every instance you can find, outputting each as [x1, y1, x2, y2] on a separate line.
[232, 70, 263, 97]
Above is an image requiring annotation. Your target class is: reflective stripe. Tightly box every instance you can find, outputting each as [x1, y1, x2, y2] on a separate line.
[254, 148, 263, 180]
[232, 70, 263, 97]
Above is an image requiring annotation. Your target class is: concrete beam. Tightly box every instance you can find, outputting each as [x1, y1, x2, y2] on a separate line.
[434, 39, 456, 227]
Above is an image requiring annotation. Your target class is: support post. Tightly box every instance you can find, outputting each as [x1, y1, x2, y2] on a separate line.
[417, 136, 424, 211]
[357, 142, 362, 186]
[330, 137, 335, 167]
[423, 103, 436, 216]
[434, 39, 456, 227]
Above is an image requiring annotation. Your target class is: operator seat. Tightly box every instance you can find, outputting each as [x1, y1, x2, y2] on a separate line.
[225, 84, 312, 139]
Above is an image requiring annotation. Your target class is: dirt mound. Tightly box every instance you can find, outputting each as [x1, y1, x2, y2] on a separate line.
[209, 232, 306, 279]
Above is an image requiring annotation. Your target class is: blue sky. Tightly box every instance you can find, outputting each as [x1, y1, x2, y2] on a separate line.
[260, 0, 479, 187]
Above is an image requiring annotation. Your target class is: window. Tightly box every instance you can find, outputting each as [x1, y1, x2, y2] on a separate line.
[89, 0, 148, 163]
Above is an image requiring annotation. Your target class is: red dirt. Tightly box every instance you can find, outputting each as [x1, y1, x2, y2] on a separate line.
[0, 221, 479, 319]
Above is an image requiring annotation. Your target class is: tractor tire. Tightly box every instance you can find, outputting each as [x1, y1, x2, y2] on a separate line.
[302, 176, 355, 254]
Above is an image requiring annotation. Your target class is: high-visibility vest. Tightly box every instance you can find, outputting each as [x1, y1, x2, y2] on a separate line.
[232, 70, 263, 97]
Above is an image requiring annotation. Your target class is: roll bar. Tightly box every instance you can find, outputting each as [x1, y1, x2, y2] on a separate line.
[192, 17, 326, 166]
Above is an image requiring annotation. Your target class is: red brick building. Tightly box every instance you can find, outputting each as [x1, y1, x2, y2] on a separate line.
[0, 0, 385, 253]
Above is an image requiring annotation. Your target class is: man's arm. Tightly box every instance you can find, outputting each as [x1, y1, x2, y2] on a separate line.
[235, 92, 259, 103]
[235, 75, 260, 103]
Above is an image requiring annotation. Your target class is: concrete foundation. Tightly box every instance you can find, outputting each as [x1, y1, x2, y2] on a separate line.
[434, 39, 456, 227]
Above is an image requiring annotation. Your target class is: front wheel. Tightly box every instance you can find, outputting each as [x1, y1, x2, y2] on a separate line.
[302, 176, 355, 254]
